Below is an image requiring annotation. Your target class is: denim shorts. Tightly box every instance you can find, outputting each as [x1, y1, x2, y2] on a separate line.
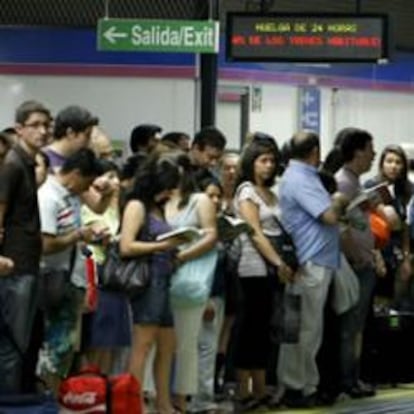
[130, 271, 173, 327]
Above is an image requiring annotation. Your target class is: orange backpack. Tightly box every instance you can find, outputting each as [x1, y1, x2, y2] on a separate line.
[370, 211, 391, 249]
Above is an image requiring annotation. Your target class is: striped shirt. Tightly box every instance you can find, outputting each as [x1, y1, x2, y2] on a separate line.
[38, 175, 85, 287]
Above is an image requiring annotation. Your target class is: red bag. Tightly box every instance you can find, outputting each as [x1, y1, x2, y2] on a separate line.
[59, 366, 142, 414]
[85, 254, 98, 312]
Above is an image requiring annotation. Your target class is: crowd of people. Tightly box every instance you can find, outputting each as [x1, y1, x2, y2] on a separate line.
[0, 99, 413, 412]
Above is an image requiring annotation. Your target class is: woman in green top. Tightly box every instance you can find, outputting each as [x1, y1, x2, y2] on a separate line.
[81, 160, 132, 374]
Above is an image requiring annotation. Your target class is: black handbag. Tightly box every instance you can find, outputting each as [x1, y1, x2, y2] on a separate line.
[101, 242, 150, 297]
[270, 284, 301, 344]
[270, 215, 299, 272]
[101, 216, 151, 297]
[39, 246, 77, 310]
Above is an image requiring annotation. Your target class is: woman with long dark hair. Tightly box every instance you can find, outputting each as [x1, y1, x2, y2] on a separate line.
[233, 133, 294, 411]
[120, 156, 187, 414]
[365, 145, 412, 305]
[163, 151, 218, 413]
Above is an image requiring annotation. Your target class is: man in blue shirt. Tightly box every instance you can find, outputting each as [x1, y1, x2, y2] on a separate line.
[277, 131, 348, 408]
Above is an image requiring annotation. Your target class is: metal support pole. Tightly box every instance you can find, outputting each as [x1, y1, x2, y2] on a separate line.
[104, 0, 110, 18]
[200, 0, 219, 128]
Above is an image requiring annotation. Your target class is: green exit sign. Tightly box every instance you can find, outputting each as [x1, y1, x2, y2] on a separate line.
[97, 18, 219, 53]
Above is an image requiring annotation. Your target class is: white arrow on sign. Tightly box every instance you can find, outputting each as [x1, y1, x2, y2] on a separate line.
[103, 26, 128, 44]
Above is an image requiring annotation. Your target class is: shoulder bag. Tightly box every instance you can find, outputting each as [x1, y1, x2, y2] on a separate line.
[170, 248, 218, 308]
[268, 215, 299, 273]
[331, 253, 360, 315]
[39, 246, 77, 310]
[101, 216, 151, 297]
[270, 282, 301, 344]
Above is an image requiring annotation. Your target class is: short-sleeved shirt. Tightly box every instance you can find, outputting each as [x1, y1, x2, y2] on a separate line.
[0, 144, 41, 275]
[38, 175, 86, 287]
[279, 160, 340, 270]
[336, 166, 374, 269]
[43, 147, 66, 171]
[234, 181, 282, 278]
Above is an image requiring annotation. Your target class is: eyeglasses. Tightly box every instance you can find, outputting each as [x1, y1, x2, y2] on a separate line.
[23, 121, 51, 130]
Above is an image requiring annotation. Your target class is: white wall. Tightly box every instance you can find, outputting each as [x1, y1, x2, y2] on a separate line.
[216, 100, 241, 150]
[249, 83, 298, 144]
[216, 80, 335, 154]
[331, 88, 414, 154]
[0, 75, 196, 146]
[216, 81, 298, 150]
[217, 80, 414, 167]
[2, 73, 414, 168]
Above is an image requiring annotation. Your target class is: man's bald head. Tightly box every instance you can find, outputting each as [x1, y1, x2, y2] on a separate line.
[290, 130, 320, 160]
[90, 126, 113, 160]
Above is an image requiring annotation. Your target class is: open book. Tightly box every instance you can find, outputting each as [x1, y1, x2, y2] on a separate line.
[217, 215, 253, 241]
[155, 226, 204, 242]
[156, 216, 252, 243]
[346, 182, 392, 213]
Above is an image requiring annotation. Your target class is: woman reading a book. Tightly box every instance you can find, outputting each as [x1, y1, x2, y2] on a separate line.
[120, 156, 188, 414]
[163, 153, 218, 413]
[232, 133, 295, 411]
[186, 177, 227, 412]
[364, 145, 412, 307]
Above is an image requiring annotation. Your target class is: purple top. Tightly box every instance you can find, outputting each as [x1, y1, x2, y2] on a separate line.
[147, 215, 175, 281]
[43, 148, 67, 170]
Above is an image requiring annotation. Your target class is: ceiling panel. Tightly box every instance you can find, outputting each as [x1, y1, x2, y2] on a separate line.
[0, 0, 413, 51]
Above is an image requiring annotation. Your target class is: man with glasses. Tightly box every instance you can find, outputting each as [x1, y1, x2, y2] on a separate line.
[0, 100, 51, 393]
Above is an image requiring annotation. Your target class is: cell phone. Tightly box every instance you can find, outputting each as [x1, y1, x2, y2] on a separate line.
[91, 234, 105, 244]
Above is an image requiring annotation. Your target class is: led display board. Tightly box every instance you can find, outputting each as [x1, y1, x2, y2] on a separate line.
[226, 13, 388, 63]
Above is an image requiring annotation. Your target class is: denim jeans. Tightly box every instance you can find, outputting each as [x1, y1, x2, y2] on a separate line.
[338, 266, 376, 389]
[0, 274, 38, 393]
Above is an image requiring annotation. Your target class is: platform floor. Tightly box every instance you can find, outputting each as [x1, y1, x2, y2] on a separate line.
[214, 384, 414, 413]
[266, 384, 414, 413]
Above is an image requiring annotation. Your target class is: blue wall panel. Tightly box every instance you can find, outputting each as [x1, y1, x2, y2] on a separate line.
[0, 25, 413, 87]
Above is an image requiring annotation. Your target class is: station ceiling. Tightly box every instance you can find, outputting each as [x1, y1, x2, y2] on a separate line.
[0, 0, 412, 51]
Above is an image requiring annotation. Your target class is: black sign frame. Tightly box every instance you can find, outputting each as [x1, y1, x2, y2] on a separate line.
[226, 12, 389, 63]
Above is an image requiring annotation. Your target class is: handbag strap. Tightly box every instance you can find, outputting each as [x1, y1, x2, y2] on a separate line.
[271, 214, 291, 239]
[243, 182, 290, 238]
[68, 244, 77, 276]
[117, 206, 152, 242]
